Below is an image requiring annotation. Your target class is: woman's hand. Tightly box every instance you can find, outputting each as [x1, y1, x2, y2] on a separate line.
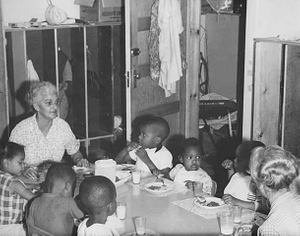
[76, 158, 89, 167]
[23, 166, 38, 180]
[72, 151, 89, 167]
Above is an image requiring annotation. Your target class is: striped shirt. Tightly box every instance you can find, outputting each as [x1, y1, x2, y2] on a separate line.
[0, 172, 26, 224]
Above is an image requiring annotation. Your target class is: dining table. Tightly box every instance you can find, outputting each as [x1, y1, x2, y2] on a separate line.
[114, 172, 263, 236]
[19, 163, 265, 236]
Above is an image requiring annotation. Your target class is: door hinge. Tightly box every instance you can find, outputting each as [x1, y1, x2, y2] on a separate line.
[126, 71, 130, 87]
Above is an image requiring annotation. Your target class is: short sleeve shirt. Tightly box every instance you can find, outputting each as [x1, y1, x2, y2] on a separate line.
[26, 193, 84, 236]
[130, 146, 173, 173]
[77, 216, 125, 236]
[0, 172, 26, 224]
[169, 164, 213, 194]
[9, 114, 80, 166]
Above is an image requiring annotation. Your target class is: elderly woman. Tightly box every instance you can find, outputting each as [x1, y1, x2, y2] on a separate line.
[9, 81, 88, 179]
[250, 145, 300, 236]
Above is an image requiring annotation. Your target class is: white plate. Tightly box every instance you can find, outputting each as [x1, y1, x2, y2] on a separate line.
[143, 181, 174, 194]
[194, 196, 225, 209]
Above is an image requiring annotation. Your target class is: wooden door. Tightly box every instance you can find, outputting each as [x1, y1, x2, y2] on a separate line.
[124, 0, 202, 144]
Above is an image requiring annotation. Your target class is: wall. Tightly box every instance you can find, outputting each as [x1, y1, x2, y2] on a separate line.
[242, 0, 300, 139]
[2, 0, 79, 26]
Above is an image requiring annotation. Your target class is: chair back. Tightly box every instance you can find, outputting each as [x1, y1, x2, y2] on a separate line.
[211, 180, 217, 196]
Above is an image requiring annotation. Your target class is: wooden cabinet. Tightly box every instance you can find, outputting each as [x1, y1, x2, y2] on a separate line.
[251, 37, 300, 156]
[5, 24, 124, 155]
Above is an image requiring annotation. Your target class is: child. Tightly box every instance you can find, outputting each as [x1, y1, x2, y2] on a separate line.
[77, 176, 125, 236]
[168, 138, 213, 195]
[114, 116, 173, 176]
[222, 140, 267, 212]
[26, 163, 84, 235]
[0, 142, 35, 236]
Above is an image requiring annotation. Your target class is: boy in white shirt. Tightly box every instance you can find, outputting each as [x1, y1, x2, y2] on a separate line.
[77, 176, 125, 236]
[115, 116, 173, 177]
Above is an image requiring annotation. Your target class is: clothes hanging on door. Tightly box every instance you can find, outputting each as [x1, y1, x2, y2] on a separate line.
[158, 0, 183, 97]
[148, 0, 160, 81]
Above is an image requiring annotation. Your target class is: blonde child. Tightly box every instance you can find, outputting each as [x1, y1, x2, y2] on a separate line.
[115, 116, 173, 177]
[26, 163, 84, 235]
[0, 142, 35, 236]
[169, 138, 213, 195]
[77, 176, 125, 236]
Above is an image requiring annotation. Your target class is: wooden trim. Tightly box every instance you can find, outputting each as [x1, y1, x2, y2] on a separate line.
[138, 101, 180, 117]
[0, 1, 9, 140]
[138, 17, 150, 31]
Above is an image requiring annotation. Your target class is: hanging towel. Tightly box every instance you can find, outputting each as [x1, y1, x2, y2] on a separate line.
[26, 59, 40, 82]
[158, 0, 183, 97]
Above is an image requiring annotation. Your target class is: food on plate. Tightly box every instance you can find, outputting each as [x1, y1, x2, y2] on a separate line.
[206, 201, 220, 207]
[148, 185, 162, 191]
[196, 196, 206, 205]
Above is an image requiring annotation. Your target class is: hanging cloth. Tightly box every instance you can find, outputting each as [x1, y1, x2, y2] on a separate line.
[26, 59, 40, 82]
[148, 0, 160, 81]
[158, 0, 183, 97]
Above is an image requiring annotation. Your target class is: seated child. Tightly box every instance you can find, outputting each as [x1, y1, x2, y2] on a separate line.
[26, 163, 84, 235]
[168, 138, 213, 195]
[222, 140, 268, 212]
[0, 142, 35, 236]
[77, 176, 125, 236]
[115, 116, 173, 177]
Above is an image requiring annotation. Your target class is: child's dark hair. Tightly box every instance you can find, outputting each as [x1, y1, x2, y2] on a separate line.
[235, 140, 265, 175]
[44, 163, 76, 192]
[140, 116, 170, 142]
[179, 137, 204, 156]
[79, 176, 116, 215]
[0, 142, 25, 170]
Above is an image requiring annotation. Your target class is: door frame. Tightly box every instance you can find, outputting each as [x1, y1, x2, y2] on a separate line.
[124, 0, 202, 141]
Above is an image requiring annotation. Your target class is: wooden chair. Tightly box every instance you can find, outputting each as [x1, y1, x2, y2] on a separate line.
[211, 180, 217, 196]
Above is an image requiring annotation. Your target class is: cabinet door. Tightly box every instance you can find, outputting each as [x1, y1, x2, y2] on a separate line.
[252, 41, 282, 145]
[283, 45, 300, 156]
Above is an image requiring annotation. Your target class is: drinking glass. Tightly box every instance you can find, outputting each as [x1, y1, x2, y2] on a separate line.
[233, 205, 242, 224]
[218, 210, 234, 235]
[134, 216, 146, 235]
[132, 170, 141, 184]
[193, 181, 203, 197]
[116, 202, 126, 220]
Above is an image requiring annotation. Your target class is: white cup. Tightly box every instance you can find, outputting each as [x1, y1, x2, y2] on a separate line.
[233, 205, 242, 224]
[132, 170, 141, 184]
[134, 217, 146, 235]
[218, 210, 234, 235]
[116, 202, 126, 220]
